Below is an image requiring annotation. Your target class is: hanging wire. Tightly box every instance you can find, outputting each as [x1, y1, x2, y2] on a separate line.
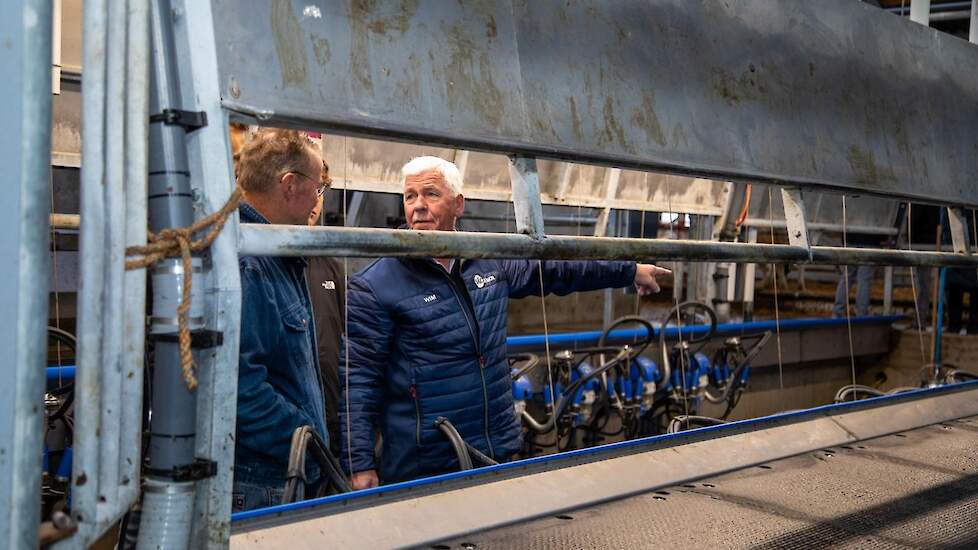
[767, 187, 785, 395]
[841, 196, 858, 400]
[668, 193, 691, 422]
[907, 203, 927, 365]
[50, 170, 64, 387]
[342, 135, 353, 473]
[537, 260, 559, 447]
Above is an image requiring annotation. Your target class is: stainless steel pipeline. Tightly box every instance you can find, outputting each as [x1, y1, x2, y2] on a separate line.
[238, 224, 978, 267]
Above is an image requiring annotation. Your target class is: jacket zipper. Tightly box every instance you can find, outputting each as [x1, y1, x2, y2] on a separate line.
[409, 385, 421, 445]
[434, 262, 495, 459]
[300, 264, 328, 434]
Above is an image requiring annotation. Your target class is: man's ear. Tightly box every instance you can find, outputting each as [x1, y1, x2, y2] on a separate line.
[455, 193, 465, 218]
[279, 172, 296, 201]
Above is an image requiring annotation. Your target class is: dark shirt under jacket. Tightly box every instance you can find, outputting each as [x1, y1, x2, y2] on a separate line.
[306, 256, 347, 452]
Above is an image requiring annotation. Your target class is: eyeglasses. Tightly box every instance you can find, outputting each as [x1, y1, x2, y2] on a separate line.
[284, 170, 331, 197]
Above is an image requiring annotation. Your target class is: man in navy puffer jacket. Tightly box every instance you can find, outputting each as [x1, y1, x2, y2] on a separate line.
[341, 157, 670, 488]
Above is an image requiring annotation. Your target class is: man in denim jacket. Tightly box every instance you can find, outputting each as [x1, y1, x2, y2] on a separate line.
[232, 129, 330, 511]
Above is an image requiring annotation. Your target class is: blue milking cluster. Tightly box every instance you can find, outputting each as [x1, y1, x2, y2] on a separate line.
[510, 302, 771, 454]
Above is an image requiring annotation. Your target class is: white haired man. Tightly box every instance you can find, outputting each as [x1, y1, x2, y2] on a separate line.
[341, 156, 670, 489]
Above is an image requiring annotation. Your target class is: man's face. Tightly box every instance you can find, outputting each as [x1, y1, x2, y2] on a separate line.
[282, 151, 323, 225]
[403, 169, 464, 231]
[308, 194, 324, 226]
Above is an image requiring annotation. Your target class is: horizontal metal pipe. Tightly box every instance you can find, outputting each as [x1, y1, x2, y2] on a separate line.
[928, 9, 971, 21]
[238, 224, 978, 267]
[505, 315, 904, 349]
[51, 213, 80, 230]
[886, 0, 970, 14]
[742, 217, 898, 236]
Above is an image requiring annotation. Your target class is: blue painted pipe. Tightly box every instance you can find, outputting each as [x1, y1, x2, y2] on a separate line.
[506, 315, 905, 350]
[46, 366, 76, 382]
[935, 267, 947, 368]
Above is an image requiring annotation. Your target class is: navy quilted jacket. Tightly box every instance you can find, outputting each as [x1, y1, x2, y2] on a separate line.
[340, 257, 636, 483]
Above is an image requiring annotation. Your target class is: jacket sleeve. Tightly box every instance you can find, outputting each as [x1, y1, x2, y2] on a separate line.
[503, 259, 637, 299]
[236, 264, 321, 462]
[339, 274, 394, 474]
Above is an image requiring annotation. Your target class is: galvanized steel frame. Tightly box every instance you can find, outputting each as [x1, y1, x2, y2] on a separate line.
[56, 0, 150, 547]
[0, 1, 54, 548]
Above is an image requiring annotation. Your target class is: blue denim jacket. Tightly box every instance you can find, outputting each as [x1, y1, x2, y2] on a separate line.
[235, 203, 327, 484]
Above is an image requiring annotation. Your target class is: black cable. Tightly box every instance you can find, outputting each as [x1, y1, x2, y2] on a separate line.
[509, 353, 541, 380]
[435, 417, 474, 471]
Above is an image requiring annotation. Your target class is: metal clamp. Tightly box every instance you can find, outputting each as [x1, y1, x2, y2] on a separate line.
[151, 329, 224, 349]
[146, 457, 217, 482]
[149, 108, 208, 132]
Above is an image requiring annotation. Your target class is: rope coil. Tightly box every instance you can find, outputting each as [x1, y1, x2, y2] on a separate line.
[125, 187, 243, 390]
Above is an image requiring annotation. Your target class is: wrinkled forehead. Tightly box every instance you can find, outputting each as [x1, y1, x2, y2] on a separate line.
[403, 168, 448, 190]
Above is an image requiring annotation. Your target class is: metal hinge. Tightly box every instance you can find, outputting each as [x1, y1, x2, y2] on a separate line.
[149, 108, 209, 132]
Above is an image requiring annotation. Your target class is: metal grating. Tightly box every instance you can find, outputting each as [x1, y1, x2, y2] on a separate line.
[438, 417, 978, 549]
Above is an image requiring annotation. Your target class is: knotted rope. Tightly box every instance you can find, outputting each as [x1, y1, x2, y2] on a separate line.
[125, 187, 243, 389]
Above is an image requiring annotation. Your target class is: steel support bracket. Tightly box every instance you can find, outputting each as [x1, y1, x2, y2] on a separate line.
[507, 155, 546, 239]
[946, 207, 971, 255]
[149, 108, 208, 132]
[593, 168, 622, 238]
[780, 188, 811, 258]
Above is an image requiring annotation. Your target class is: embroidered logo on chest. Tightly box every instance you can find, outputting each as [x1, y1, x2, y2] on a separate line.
[473, 273, 497, 289]
[321, 280, 336, 290]
[423, 294, 438, 303]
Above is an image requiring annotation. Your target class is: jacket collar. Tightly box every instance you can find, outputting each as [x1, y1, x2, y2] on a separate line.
[239, 201, 270, 225]
[239, 202, 308, 267]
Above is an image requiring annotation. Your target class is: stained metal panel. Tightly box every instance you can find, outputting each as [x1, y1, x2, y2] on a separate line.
[212, 0, 978, 207]
[321, 135, 729, 215]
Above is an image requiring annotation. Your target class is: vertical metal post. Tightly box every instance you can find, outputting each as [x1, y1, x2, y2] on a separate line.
[780, 188, 811, 253]
[169, 1, 243, 546]
[934, 266, 947, 363]
[743, 228, 758, 321]
[120, 0, 151, 507]
[0, 0, 53, 548]
[970, 0, 977, 43]
[593, 168, 621, 238]
[554, 164, 574, 203]
[508, 155, 546, 239]
[603, 211, 617, 329]
[345, 192, 365, 227]
[70, 0, 108, 539]
[96, 0, 130, 519]
[883, 266, 894, 315]
[947, 208, 971, 255]
[909, 0, 932, 24]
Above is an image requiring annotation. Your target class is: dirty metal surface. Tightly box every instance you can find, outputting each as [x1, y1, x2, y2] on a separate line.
[439, 417, 978, 549]
[211, 0, 978, 207]
[319, 135, 730, 215]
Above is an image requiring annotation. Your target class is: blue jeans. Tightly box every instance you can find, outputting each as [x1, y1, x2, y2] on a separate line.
[232, 479, 286, 513]
[833, 265, 876, 318]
